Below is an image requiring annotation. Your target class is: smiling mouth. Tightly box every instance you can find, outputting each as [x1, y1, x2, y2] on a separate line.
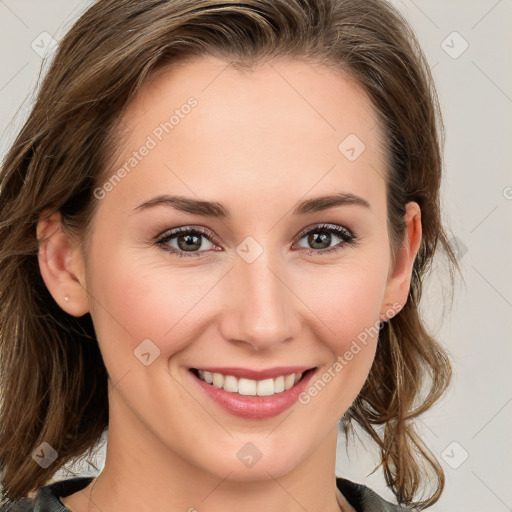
[189, 367, 316, 397]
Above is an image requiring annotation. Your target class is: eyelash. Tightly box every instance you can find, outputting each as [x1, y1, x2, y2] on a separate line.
[154, 223, 358, 259]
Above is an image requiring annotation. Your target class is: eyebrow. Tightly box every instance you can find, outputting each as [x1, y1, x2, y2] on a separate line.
[132, 192, 371, 218]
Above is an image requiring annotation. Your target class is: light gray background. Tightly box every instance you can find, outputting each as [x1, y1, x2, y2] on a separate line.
[1, 1, 511, 510]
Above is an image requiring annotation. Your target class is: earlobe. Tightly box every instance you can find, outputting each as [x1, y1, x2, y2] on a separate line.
[37, 209, 90, 317]
[381, 201, 422, 320]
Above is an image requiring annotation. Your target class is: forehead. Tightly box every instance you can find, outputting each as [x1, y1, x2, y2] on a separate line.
[123, 56, 380, 145]
[103, 56, 387, 219]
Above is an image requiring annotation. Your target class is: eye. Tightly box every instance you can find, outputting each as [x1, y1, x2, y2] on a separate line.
[293, 223, 358, 256]
[155, 223, 358, 258]
[155, 226, 220, 258]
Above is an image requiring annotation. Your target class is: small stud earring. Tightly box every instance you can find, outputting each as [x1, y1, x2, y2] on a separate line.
[64, 295, 70, 302]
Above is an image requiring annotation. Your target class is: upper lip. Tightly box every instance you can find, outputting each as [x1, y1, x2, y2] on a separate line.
[191, 366, 316, 380]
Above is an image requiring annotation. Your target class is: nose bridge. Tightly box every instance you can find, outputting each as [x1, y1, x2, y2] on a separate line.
[222, 245, 299, 350]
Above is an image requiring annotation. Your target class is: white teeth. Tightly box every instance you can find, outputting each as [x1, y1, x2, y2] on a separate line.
[239, 378, 257, 395]
[274, 376, 285, 393]
[223, 375, 238, 393]
[212, 372, 223, 389]
[196, 370, 305, 396]
[256, 378, 275, 396]
[285, 374, 295, 390]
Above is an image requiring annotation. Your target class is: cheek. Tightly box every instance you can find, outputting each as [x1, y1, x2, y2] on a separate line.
[85, 245, 221, 363]
[293, 259, 388, 411]
[297, 257, 389, 348]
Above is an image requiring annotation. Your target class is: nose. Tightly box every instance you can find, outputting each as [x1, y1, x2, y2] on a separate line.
[218, 249, 302, 352]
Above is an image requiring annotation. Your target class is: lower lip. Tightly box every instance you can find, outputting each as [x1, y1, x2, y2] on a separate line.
[189, 368, 317, 419]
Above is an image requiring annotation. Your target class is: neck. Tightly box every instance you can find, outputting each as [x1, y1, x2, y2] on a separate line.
[73, 391, 348, 512]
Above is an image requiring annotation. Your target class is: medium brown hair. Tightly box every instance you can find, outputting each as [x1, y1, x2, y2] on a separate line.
[0, 0, 458, 508]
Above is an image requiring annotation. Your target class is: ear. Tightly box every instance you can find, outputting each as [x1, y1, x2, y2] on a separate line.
[380, 201, 422, 320]
[36, 209, 90, 317]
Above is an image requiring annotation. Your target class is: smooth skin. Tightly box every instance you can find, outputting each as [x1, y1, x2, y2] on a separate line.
[37, 57, 421, 512]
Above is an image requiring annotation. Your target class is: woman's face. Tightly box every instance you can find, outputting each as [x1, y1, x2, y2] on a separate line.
[41, 57, 420, 484]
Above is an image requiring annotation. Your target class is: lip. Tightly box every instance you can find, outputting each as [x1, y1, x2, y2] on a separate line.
[188, 367, 318, 419]
[192, 366, 315, 380]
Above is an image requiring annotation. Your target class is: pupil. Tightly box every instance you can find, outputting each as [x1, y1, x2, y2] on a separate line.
[179, 234, 201, 251]
[309, 232, 330, 249]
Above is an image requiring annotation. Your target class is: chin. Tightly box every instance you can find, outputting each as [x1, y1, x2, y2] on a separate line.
[200, 441, 308, 482]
